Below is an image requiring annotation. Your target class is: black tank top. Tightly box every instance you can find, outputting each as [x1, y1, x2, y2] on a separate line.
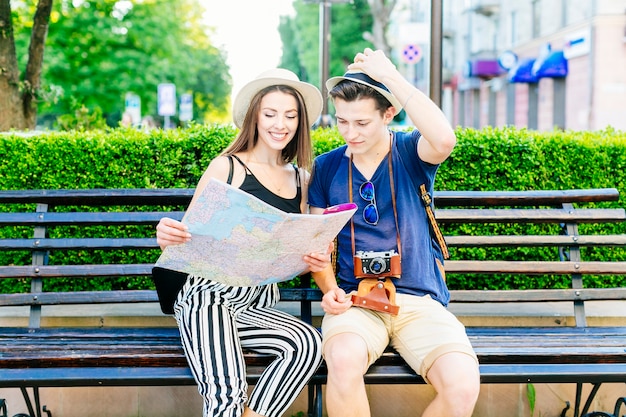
[227, 155, 302, 214]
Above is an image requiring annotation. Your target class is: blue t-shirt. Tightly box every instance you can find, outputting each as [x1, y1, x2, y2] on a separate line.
[308, 130, 450, 306]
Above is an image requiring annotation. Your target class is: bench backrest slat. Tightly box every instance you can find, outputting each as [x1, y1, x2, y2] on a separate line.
[0, 211, 185, 226]
[2, 234, 623, 252]
[2, 260, 623, 281]
[0, 187, 619, 207]
[4, 287, 625, 308]
[445, 260, 626, 275]
[0, 264, 153, 278]
[450, 288, 626, 303]
[433, 188, 620, 207]
[0, 238, 159, 250]
[446, 234, 626, 247]
[0, 290, 157, 307]
[437, 208, 626, 223]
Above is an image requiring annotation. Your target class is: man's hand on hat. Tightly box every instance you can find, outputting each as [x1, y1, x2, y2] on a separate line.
[348, 48, 397, 83]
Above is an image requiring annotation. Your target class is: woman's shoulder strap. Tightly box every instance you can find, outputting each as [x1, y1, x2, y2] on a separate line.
[226, 155, 234, 185]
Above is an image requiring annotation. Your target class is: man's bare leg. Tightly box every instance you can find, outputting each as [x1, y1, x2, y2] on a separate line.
[324, 333, 372, 417]
[422, 352, 480, 417]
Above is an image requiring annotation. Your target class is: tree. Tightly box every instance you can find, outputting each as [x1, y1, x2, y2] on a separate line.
[0, 0, 53, 131]
[279, 0, 373, 89]
[39, 0, 230, 125]
[363, 0, 397, 57]
[2, 0, 231, 130]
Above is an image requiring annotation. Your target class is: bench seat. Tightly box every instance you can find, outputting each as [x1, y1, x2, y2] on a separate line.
[2, 325, 626, 387]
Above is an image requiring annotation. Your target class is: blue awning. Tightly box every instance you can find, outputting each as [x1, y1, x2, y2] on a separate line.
[533, 50, 568, 78]
[508, 58, 538, 83]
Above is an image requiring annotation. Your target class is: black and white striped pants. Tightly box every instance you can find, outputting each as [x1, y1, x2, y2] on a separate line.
[174, 275, 322, 417]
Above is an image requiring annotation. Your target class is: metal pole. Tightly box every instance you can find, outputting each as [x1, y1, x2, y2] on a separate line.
[320, 0, 331, 122]
[429, 0, 443, 107]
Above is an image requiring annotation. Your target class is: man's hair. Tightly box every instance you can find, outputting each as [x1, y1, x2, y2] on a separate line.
[328, 80, 392, 116]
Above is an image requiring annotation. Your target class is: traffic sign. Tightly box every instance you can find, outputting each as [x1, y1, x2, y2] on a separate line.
[158, 83, 176, 117]
[124, 93, 141, 125]
[179, 93, 193, 122]
[402, 44, 422, 65]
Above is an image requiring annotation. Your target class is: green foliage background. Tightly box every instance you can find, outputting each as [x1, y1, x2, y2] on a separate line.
[12, 0, 231, 126]
[278, 0, 374, 86]
[0, 125, 624, 294]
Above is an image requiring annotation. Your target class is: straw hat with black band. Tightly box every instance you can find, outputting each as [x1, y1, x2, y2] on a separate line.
[232, 68, 323, 129]
[326, 70, 403, 116]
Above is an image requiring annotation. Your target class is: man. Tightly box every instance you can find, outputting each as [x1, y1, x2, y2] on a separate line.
[308, 48, 480, 417]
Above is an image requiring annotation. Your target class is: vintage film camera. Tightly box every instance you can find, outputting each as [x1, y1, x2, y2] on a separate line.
[352, 250, 402, 315]
[353, 250, 401, 279]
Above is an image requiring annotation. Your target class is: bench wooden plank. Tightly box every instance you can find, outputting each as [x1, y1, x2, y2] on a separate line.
[0, 187, 618, 207]
[451, 287, 626, 303]
[432, 188, 621, 207]
[3, 208, 624, 226]
[0, 238, 159, 250]
[1, 327, 625, 388]
[0, 189, 195, 206]
[0, 290, 158, 306]
[0, 288, 326, 307]
[2, 326, 625, 361]
[445, 260, 626, 275]
[0, 264, 154, 278]
[445, 234, 626, 247]
[3, 363, 625, 388]
[1, 260, 624, 281]
[2, 234, 624, 251]
[0, 211, 185, 226]
[2, 287, 626, 308]
[437, 208, 626, 223]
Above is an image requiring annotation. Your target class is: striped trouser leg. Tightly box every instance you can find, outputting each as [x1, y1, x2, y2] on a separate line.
[174, 278, 322, 417]
[175, 278, 250, 417]
[238, 306, 322, 417]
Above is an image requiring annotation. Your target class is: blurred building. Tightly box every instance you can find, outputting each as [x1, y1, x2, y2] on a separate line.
[391, 0, 626, 131]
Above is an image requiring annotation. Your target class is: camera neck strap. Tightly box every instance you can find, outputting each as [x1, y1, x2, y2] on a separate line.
[348, 134, 402, 258]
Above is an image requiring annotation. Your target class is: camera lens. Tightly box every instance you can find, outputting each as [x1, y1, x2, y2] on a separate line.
[370, 257, 386, 274]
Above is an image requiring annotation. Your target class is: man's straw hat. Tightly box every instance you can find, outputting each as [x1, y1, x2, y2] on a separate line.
[326, 70, 403, 115]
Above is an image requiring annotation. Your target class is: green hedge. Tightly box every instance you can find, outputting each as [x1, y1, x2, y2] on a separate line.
[438, 127, 626, 290]
[0, 125, 624, 293]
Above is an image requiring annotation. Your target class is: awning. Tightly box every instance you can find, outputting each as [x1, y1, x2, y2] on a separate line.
[467, 59, 502, 79]
[508, 58, 538, 83]
[533, 50, 568, 78]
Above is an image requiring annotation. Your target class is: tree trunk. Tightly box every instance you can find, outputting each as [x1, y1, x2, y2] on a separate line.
[364, 0, 397, 57]
[0, 0, 53, 131]
[0, 0, 24, 130]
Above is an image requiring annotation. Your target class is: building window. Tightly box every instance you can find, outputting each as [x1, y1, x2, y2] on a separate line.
[510, 10, 517, 46]
[565, 0, 592, 25]
[532, 0, 540, 38]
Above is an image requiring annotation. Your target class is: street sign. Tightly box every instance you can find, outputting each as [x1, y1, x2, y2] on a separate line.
[157, 83, 176, 117]
[402, 44, 422, 65]
[179, 93, 193, 122]
[124, 93, 141, 125]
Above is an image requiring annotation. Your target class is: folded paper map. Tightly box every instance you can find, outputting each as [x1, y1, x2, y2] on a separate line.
[154, 178, 357, 286]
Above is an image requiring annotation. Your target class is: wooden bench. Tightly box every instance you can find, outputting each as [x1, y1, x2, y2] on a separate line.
[0, 188, 625, 417]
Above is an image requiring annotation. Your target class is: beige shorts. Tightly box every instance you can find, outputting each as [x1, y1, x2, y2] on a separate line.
[321, 293, 478, 382]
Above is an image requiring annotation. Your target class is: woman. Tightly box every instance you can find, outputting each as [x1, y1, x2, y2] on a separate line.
[156, 69, 329, 417]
